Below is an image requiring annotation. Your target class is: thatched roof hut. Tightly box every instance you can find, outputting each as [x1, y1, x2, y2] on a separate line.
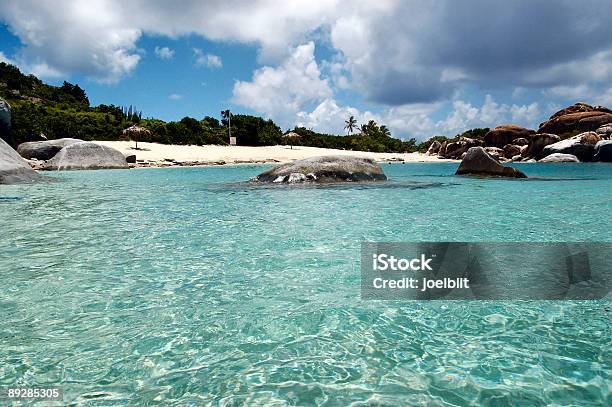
[283, 132, 301, 149]
[122, 125, 152, 149]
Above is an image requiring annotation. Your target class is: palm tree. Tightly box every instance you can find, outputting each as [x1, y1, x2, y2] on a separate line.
[221, 109, 232, 124]
[344, 116, 357, 135]
[380, 125, 391, 137]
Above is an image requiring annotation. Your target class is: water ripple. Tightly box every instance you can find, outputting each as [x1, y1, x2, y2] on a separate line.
[0, 164, 610, 405]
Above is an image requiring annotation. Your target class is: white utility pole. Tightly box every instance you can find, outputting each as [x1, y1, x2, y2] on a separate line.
[228, 110, 236, 146]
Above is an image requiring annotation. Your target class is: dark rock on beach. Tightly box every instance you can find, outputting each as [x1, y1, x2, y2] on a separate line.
[41, 141, 129, 170]
[0, 137, 42, 184]
[0, 98, 10, 127]
[426, 141, 441, 155]
[0, 97, 14, 147]
[512, 137, 530, 146]
[443, 137, 483, 159]
[438, 141, 448, 157]
[538, 103, 612, 135]
[579, 131, 602, 145]
[456, 147, 526, 178]
[503, 144, 522, 158]
[17, 138, 83, 160]
[252, 155, 387, 183]
[594, 140, 612, 162]
[484, 146, 504, 161]
[523, 133, 560, 159]
[595, 123, 612, 139]
[484, 125, 535, 148]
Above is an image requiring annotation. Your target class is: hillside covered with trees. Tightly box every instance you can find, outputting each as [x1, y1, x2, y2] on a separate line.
[1, 62, 465, 152]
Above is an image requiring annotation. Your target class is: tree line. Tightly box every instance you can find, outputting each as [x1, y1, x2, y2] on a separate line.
[1, 61, 467, 152]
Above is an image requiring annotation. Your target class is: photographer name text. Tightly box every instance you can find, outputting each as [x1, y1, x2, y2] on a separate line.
[371, 253, 470, 291]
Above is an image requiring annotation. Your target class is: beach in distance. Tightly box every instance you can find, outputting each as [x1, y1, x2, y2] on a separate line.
[94, 140, 456, 166]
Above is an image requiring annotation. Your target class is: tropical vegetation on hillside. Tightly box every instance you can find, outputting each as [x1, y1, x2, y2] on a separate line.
[1, 62, 469, 152]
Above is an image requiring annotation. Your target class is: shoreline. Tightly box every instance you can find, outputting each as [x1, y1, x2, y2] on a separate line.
[93, 141, 458, 168]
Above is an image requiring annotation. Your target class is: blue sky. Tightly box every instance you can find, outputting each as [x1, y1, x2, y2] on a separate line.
[1, 1, 611, 140]
[1, 25, 262, 122]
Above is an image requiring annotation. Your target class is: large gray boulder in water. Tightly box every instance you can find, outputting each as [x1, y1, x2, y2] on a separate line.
[0, 137, 42, 184]
[41, 141, 129, 170]
[252, 155, 387, 183]
[456, 147, 526, 178]
[17, 138, 83, 160]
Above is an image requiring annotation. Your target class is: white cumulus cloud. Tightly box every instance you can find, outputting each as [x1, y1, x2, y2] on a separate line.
[193, 48, 222, 69]
[154, 46, 174, 60]
[233, 42, 332, 123]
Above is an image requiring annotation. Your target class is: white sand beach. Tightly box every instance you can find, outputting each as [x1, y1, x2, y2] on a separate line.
[94, 141, 456, 166]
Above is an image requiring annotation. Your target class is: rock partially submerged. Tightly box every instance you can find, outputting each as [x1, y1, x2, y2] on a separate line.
[541, 132, 600, 162]
[538, 153, 580, 163]
[594, 140, 612, 162]
[456, 147, 526, 178]
[0, 137, 42, 184]
[252, 156, 387, 183]
[41, 142, 129, 170]
[17, 138, 83, 160]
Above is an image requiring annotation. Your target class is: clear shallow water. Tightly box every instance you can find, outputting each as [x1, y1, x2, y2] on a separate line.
[0, 163, 610, 406]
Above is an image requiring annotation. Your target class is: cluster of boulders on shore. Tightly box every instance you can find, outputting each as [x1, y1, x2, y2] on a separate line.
[427, 103, 612, 163]
[0, 98, 135, 184]
[17, 138, 130, 171]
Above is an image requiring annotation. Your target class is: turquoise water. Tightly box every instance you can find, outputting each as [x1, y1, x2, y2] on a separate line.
[1, 163, 610, 406]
